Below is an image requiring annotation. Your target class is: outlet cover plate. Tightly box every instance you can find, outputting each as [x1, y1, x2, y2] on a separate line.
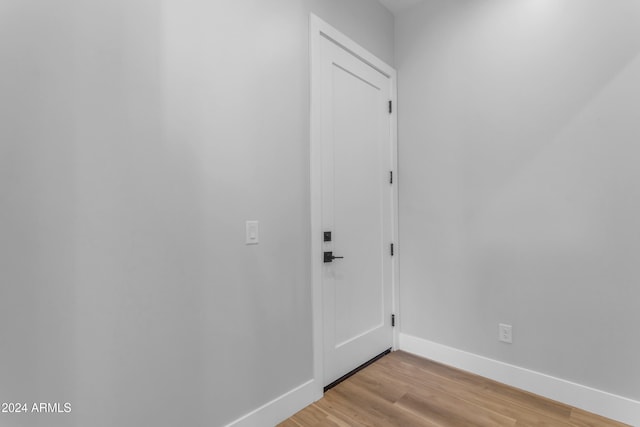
[499, 323, 512, 344]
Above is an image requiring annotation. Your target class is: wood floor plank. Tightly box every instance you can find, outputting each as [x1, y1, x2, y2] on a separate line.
[366, 356, 575, 426]
[290, 404, 330, 426]
[395, 390, 516, 427]
[349, 369, 412, 404]
[279, 418, 303, 427]
[569, 408, 630, 427]
[329, 379, 437, 427]
[278, 351, 630, 427]
[391, 352, 574, 421]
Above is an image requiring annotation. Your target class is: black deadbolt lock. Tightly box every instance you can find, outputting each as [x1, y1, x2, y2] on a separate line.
[324, 251, 344, 263]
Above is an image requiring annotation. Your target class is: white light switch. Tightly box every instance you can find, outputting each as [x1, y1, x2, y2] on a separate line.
[246, 221, 259, 245]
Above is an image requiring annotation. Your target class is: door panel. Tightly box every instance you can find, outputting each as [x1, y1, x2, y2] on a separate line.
[320, 36, 393, 386]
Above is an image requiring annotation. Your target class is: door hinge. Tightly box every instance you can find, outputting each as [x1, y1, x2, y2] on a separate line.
[389, 171, 393, 184]
[390, 243, 394, 256]
[388, 100, 392, 114]
[391, 314, 396, 327]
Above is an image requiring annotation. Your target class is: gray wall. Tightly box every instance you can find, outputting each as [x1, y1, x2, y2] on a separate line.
[396, 0, 640, 400]
[0, 1, 393, 426]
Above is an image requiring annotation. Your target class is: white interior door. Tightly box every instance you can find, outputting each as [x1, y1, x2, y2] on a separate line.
[319, 35, 394, 387]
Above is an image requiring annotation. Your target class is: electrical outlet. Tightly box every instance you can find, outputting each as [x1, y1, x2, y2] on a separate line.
[499, 323, 512, 344]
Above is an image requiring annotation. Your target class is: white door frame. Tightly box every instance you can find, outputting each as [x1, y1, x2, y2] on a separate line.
[309, 13, 399, 396]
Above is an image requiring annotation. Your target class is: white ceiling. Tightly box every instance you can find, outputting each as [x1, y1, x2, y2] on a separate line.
[377, 0, 425, 15]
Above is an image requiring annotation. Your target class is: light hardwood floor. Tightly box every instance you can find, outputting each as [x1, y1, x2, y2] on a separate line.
[279, 351, 629, 427]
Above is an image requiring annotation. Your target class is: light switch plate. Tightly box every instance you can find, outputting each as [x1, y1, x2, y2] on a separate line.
[246, 221, 259, 245]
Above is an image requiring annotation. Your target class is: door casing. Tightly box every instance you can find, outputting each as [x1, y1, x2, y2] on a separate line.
[309, 13, 399, 395]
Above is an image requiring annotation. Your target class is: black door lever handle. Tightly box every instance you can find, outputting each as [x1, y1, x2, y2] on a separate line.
[324, 251, 344, 263]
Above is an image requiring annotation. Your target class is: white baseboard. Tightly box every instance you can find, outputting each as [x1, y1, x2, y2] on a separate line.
[400, 333, 640, 426]
[224, 379, 321, 427]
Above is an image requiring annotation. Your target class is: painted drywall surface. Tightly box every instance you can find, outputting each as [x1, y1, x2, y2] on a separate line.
[0, 1, 393, 426]
[396, 0, 640, 400]
[0, 3, 76, 427]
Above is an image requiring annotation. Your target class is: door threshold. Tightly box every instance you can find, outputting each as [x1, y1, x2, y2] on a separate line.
[323, 348, 392, 392]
